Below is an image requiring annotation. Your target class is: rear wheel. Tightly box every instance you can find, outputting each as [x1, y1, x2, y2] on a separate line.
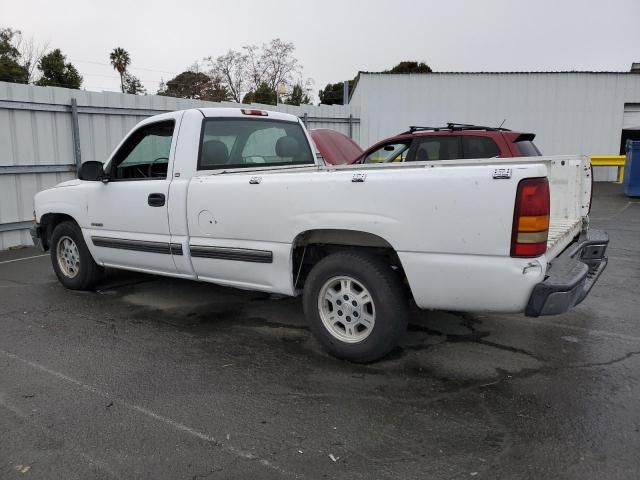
[303, 251, 408, 363]
[50, 221, 103, 290]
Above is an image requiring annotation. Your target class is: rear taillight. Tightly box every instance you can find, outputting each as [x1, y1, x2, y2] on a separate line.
[511, 177, 550, 257]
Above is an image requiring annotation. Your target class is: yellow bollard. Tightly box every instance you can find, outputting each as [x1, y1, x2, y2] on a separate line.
[590, 155, 626, 183]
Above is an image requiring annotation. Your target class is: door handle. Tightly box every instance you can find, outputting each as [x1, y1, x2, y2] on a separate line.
[148, 193, 166, 207]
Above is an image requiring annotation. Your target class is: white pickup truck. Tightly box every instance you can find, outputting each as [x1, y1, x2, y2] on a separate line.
[31, 108, 608, 362]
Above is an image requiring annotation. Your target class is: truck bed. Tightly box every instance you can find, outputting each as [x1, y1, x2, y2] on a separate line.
[325, 154, 591, 262]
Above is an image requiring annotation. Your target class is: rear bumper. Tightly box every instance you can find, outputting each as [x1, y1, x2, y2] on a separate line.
[525, 229, 608, 317]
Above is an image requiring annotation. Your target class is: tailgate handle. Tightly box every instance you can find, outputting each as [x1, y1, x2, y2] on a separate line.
[147, 193, 166, 207]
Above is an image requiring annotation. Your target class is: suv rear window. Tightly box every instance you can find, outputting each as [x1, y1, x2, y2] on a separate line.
[514, 140, 541, 157]
[413, 136, 462, 161]
[462, 136, 500, 159]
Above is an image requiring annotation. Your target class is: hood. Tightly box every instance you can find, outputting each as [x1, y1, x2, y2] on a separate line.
[310, 129, 363, 165]
[55, 179, 82, 188]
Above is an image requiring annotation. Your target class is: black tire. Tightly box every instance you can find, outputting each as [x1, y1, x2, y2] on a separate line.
[303, 251, 408, 363]
[50, 220, 103, 290]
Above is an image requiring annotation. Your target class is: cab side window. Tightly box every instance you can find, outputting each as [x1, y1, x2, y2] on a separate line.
[462, 136, 501, 159]
[111, 121, 174, 180]
[363, 142, 410, 163]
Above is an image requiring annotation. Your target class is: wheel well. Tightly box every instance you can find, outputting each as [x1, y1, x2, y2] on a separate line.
[39, 213, 77, 251]
[291, 229, 410, 295]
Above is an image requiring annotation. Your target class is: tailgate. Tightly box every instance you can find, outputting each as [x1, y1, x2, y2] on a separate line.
[546, 156, 591, 260]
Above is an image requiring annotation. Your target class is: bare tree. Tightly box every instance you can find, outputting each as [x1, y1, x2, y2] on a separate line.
[243, 44, 268, 92]
[186, 61, 202, 74]
[13, 31, 48, 83]
[206, 50, 247, 103]
[206, 38, 307, 104]
[262, 39, 300, 91]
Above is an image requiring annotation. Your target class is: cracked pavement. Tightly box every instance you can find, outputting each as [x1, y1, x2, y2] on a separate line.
[1, 183, 639, 479]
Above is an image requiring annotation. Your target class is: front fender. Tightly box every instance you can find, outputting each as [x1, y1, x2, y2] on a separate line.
[34, 189, 88, 227]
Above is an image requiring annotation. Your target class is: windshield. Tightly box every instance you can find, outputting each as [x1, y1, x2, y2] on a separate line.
[198, 118, 314, 170]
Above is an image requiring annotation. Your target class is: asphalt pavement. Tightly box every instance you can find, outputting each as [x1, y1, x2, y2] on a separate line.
[0, 183, 639, 479]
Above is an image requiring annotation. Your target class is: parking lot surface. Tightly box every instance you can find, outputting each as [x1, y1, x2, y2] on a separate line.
[1, 183, 639, 479]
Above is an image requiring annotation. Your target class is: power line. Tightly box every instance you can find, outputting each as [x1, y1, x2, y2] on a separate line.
[70, 58, 185, 76]
[79, 72, 164, 85]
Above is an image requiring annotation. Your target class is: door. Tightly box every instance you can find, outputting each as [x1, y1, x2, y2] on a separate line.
[620, 104, 640, 154]
[86, 120, 178, 274]
[186, 115, 315, 293]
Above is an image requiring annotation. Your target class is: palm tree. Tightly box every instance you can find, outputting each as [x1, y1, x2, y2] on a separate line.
[109, 47, 130, 93]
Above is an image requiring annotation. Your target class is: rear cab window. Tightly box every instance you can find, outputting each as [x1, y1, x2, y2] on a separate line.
[198, 118, 314, 170]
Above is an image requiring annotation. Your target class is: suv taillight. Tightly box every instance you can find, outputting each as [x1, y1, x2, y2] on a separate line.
[511, 177, 550, 257]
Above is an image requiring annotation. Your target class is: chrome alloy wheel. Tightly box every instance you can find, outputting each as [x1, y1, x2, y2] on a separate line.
[318, 276, 376, 343]
[56, 235, 80, 278]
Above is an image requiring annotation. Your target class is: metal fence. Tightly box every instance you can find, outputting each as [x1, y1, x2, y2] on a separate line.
[0, 82, 360, 249]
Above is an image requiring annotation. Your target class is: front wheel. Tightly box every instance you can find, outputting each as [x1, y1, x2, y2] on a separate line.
[50, 221, 103, 290]
[303, 251, 408, 363]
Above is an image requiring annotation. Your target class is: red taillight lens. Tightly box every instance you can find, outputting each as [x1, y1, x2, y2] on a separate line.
[511, 177, 550, 257]
[241, 109, 268, 116]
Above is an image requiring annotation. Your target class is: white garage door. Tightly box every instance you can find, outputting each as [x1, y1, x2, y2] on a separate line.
[623, 104, 640, 129]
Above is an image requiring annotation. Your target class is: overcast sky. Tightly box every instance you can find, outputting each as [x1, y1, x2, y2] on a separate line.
[2, 0, 639, 98]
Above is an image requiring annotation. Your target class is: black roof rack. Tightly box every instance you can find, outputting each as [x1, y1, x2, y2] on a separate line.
[401, 123, 512, 135]
[404, 126, 438, 134]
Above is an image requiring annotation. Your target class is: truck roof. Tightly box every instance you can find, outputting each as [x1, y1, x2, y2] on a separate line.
[198, 107, 300, 123]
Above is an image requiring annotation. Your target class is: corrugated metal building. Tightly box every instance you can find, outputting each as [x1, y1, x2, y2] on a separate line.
[349, 72, 640, 180]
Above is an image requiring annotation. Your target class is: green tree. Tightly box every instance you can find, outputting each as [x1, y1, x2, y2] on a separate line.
[158, 70, 230, 101]
[122, 72, 145, 95]
[0, 57, 28, 83]
[385, 61, 432, 74]
[208, 76, 231, 102]
[285, 83, 310, 105]
[0, 28, 28, 83]
[241, 91, 254, 104]
[34, 49, 82, 89]
[319, 80, 354, 105]
[252, 82, 276, 105]
[0, 28, 20, 59]
[109, 47, 131, 93]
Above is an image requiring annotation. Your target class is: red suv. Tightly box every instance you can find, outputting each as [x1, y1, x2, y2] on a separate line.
[311, 123, 541, 165]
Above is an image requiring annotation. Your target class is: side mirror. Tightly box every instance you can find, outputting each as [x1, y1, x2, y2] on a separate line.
[79, 161, 107, 182]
